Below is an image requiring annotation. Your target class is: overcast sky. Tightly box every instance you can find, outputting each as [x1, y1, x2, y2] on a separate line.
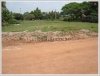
[6, 1, 83, 14]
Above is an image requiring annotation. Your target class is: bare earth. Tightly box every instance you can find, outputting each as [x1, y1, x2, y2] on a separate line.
[2, 38, 98, 74]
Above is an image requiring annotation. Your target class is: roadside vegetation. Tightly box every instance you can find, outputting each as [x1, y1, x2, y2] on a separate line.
[2, 20, 98, 32]
[2, 1, 98, 32]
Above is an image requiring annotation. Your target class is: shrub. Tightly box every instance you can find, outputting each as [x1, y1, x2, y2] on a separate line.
[8, 19, 20, 24]
[2, 22, 9, 26]
[24, 14, 35, 20]
[13, 13, 23, 20]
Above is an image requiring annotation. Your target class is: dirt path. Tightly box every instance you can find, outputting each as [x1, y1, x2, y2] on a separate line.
[2, 38, 98, 74]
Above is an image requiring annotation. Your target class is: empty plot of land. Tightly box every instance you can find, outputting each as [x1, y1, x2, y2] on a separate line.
[2, 38, 98, 74]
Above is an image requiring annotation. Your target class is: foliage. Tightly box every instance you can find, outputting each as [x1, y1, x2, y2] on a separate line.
[2, 1, 98, 27]
[8, 19, 20, 24]
[13, 13, 23, 20]
[47, 11, 60, 20]
[42, 12, 48, 20]
[61, 1, 98, 22]
[2, 2, 20, 26]
[2, 2, 12, 24]
[23, 12, 35, 20]
[33, 7, 42, 20]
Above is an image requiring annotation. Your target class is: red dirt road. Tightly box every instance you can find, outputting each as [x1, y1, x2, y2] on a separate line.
[2, 38, 98, 74]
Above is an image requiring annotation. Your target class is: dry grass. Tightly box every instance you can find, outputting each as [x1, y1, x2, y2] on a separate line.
[2, 29, 98, 43]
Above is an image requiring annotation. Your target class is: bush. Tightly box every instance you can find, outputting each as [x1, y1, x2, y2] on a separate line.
[8, 19, 20, 24]
[2, 19, 20, 26]
[81, 14, 98, 23]
[13, 13, 23, 20]
[2, 22, 9, 26]
[89, 14, 98, 23]
[62, 15, 72, 21]
[24, 14, 35, 20]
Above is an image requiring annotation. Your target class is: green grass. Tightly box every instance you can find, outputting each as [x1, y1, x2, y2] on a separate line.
[2, 20, 98, 32]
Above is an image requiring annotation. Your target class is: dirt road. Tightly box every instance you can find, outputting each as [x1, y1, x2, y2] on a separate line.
[2, 38, 98, 74]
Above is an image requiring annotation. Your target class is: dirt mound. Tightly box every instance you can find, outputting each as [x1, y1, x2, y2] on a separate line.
[2, 30, 98, 43]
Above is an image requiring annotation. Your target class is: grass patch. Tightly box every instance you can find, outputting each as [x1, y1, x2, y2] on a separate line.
[2, 20, 98, 32]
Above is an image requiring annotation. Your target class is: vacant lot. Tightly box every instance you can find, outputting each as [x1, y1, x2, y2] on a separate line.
[2, 38, 98, 74]
[2, 20, 98, 32]
[2, 20, 98, 74]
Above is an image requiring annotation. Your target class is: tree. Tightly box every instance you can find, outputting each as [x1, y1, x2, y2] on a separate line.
[2, 1, 6, 8]
[47, 11, 60, 20]
[61, 1, 98, 22]
[23, 12, 35, 20]
[2, 1, 19, 25]
[61, 2, 82, 21]
[13, 13, 23, 20]
[42, 12, 48, 20]
[2, 2, 12, 23]
[89, 2, 98, 22]
[33, 7, 42, 20]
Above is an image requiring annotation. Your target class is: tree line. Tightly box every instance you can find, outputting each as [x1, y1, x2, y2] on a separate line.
[2, 1, 98, 26]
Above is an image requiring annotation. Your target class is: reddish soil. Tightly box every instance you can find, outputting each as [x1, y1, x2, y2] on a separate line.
[2, 38, 98, 74]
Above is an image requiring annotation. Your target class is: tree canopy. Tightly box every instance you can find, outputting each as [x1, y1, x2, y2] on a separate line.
[61, 1, 98, 22]
[2, 1, 98, 26]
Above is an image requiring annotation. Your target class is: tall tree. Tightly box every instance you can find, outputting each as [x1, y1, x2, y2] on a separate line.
[2, 2, 12, 24]
[61, 1, 98, 22]
[33, 7, 42, 20]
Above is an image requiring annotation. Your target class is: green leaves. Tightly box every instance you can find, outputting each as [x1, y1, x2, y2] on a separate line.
[33, 7, 42, 20]
[61, 1, 98, 22]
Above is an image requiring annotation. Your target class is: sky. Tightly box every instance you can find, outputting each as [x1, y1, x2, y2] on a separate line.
[6, 1, 83, 14]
